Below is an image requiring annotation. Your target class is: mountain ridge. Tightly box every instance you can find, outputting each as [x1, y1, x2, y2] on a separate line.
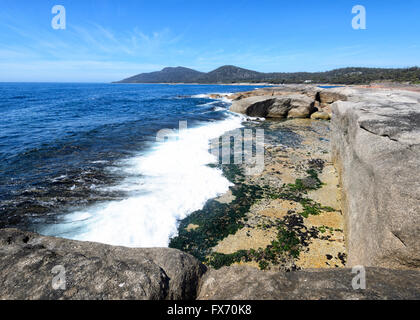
[115, 65, 420, 85]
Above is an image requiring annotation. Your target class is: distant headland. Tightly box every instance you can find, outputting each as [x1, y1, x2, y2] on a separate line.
[114, 65, 420, 85]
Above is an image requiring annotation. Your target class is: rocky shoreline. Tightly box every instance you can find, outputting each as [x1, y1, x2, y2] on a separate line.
[1, 84, 419, 299]
[169, 117, 347, 272]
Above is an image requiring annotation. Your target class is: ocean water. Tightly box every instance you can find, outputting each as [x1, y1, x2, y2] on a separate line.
[318, 85, 344, 89]
[0, 83, 264, 247]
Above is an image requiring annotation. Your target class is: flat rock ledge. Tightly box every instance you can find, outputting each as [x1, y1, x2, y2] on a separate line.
[198, 266, 420, 300]
[0, 228, 206, 300]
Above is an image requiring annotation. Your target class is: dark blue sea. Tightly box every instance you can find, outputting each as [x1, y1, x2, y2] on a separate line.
[0, 83, 264, 247]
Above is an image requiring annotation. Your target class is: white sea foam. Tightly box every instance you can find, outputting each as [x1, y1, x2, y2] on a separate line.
[41, 113, 244, 248]
[191, 92, 233, 103]
[51, 174, 67, 182]
[191, 94, 209, 98]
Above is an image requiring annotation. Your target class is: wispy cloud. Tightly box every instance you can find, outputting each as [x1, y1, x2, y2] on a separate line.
[0, 60, 165, 82]
[0, 19, 185, 81]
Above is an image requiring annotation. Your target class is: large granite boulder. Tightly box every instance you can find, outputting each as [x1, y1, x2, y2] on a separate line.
[198, 266, 420, 300]
[331, 89, 420, 269]
[230, 94, 316, 118]
[230, 96, 275, 115]
[0, 228, 206, 300]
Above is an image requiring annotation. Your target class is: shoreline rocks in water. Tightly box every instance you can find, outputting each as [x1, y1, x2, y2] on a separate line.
[228, 85, 348, 119]
[230, 94, 317, 118]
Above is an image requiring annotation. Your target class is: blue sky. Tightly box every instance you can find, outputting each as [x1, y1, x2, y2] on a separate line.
[0, 0, 419, 82]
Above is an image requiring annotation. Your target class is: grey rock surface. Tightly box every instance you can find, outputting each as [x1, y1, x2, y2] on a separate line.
[230, 94, 316, 118]
[0, 228, 205, 300]
[198, 266, 420, 300]
[318, 91, 348, 104]
[230, 95, 275, 115]
[331, 87, 420, 269]
[137, 248, 206, 300]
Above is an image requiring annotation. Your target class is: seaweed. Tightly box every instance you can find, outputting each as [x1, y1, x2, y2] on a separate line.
[170, 158, 335, 270]
[206, 222, 305, 270]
